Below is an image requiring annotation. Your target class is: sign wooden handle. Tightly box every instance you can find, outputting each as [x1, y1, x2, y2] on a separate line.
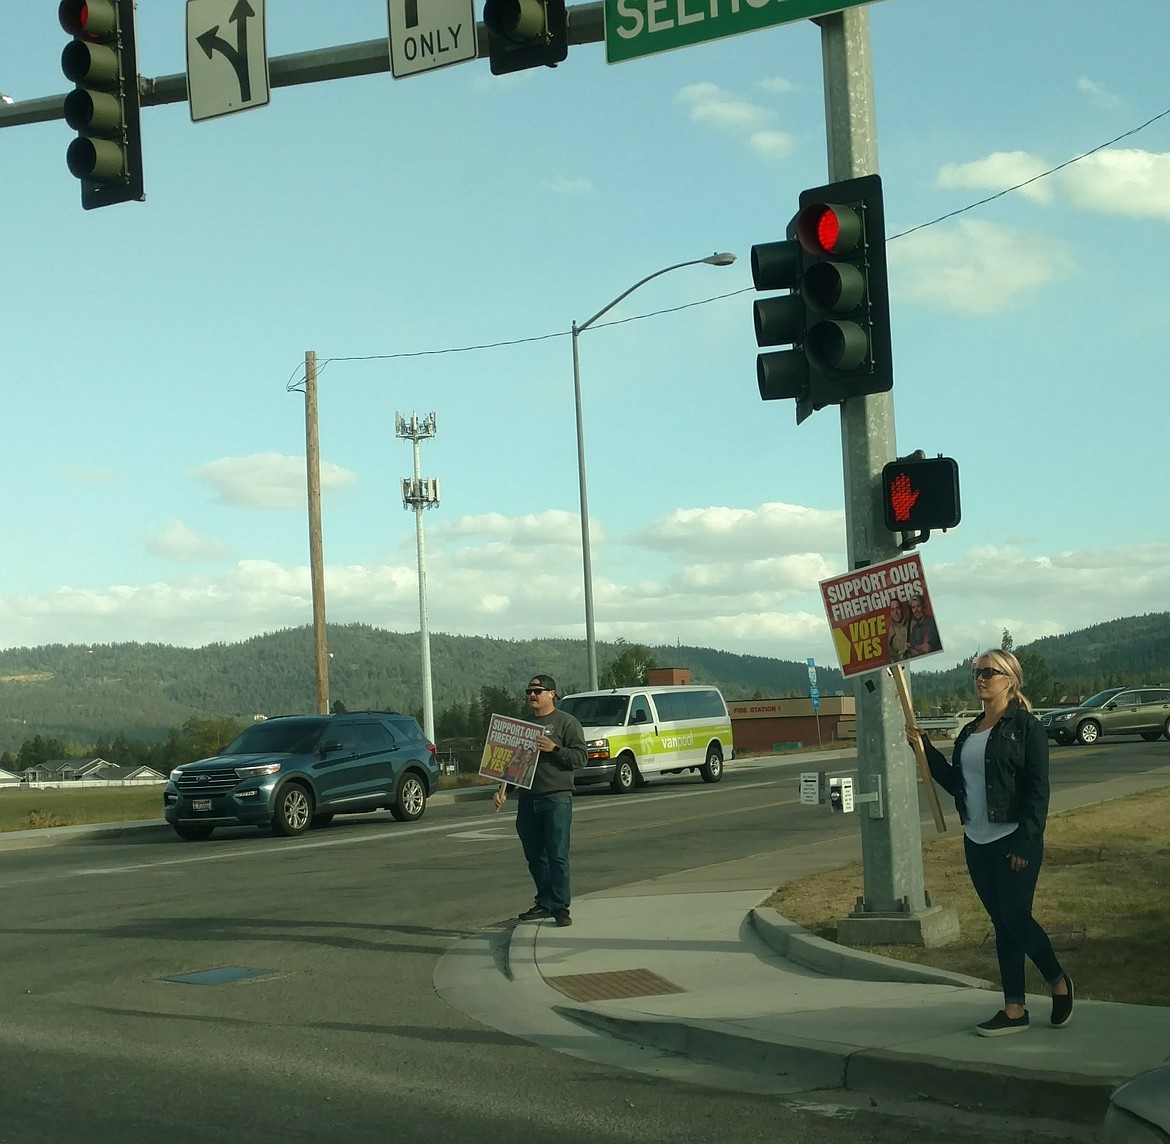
[891, 664, 947, 834]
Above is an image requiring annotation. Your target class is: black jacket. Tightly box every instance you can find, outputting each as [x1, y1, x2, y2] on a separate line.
[922, 701, 1050, 860]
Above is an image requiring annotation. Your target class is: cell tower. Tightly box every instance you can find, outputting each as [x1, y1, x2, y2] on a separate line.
[396, 412, 440, 743]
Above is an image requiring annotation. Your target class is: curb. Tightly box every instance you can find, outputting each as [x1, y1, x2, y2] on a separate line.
[750, 906, 993, 990]
[556, 1007, 1117, 1123]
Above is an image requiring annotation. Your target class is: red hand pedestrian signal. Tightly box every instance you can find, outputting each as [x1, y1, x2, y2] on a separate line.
[889, 472, 920, 523]
[882, 457, 961, 534]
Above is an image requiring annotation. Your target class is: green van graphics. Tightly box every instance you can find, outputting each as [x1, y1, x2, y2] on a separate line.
[557, 685, 734, 795]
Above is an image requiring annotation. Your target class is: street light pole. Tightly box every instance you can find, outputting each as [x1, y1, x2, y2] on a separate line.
[571, 252, 736, 690]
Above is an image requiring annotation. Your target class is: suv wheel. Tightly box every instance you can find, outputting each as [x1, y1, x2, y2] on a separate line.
[1164, 716, 1170, 741]
[272, 783, 313, 836]
[173, 822, 214, 842]
[1076, 721, 1101, 746]
[390, 772, 427, 822]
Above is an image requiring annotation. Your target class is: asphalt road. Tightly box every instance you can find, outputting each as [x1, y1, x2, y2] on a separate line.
[1, 741, 1166, 1143]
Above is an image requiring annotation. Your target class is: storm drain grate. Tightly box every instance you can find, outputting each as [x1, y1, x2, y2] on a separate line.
[545, 968, 685, 1002]
[162, 966, 274, 986]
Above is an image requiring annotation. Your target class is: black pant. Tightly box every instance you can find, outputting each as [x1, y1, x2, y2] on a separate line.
[964, 832, 1064, 1006]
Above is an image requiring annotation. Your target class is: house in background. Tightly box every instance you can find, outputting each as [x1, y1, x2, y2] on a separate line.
[18, 758, 166, 786]
[0, 767, 21, 787]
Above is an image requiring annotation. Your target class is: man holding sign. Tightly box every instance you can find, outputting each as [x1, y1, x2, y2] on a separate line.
[492, 674, 586, 927]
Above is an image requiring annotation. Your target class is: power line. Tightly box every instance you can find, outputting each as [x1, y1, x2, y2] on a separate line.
[287, 105, 1170, 386]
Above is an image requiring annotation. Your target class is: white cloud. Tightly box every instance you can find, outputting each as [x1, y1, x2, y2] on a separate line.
[544, 175, 594, 196]
[937, 151, 1054, 203]
[144, 519, 234, 564]
[748, 129, 795, 158]
[675, 82, 791, 156]
[936, 146, 1170, 220]
[1, 510, 1168, 671]
[889, 218, 1075, 314]
[192, 453, 356, 509]
[755, 77, 796, 95]
[635, 503, 843, 558]
[1077, 76, 1122, 109]
[1058, 149, 1170, 220]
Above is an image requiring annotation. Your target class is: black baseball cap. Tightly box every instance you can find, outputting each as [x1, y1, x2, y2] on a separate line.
[527, 674, 557, 693]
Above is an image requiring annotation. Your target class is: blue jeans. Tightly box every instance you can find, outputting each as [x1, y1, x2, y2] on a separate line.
[515, 794, 572, 913]
[964, 833, 1063, 1006]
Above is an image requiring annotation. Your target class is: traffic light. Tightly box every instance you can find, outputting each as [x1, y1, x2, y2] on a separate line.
[59, 0, 143, 210]
[752, 173, 892, 423]
[882, 455, 961, 533]
[482, 0, 568, 75]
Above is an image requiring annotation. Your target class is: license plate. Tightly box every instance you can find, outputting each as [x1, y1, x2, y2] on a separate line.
[193, 799, 212, 812]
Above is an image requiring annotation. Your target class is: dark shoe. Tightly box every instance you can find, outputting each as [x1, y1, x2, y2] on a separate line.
[1051, 975, 1074, 1028]
[518, 905, 552, 921]
[976, 1009, 1030, 1037]
[554, 910, 572, 927]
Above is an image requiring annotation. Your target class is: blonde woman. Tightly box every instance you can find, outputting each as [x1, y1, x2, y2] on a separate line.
[906, 649, 1073, 1037]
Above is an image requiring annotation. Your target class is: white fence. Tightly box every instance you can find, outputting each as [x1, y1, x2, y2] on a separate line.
[1, 779, 167, 791]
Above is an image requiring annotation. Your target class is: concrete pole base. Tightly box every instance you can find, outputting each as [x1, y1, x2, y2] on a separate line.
[835, 905, 960, 949]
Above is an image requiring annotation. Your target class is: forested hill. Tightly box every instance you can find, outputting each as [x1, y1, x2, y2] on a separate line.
[0, 613, 1166, 754]
[0, 625, 844, 753]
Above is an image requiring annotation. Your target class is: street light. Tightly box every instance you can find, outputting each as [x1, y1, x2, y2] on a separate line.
[571, 251, 737, 689]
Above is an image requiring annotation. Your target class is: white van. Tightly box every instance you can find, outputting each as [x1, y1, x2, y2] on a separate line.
[558, 685, 734, 794]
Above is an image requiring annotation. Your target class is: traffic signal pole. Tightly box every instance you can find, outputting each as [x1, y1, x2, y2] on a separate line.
[817, 8, 957, 946]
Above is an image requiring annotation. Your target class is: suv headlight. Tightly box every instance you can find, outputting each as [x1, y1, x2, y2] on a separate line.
[1052, 713, 1073, 723]
[235, 762, 282, 778]
[169, 768, 184, 781]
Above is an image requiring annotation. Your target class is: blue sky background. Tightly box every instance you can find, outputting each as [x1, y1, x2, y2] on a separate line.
[2, 0, 1167, 674]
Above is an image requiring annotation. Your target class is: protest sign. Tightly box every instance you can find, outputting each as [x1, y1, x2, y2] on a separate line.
[478, 714, 544, 790]
[819, 552, 944, 678]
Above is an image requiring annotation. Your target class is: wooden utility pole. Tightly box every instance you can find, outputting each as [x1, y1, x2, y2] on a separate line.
[304, 350, 330, 714]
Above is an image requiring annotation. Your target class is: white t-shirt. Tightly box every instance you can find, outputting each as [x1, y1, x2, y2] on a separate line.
[959, 727, 1017, 846]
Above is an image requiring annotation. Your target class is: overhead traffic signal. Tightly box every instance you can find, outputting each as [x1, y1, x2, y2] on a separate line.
[59, 0, 143, 210]
[752, 173, 892, 423]
[482, 0, 568, 75]
[882, 454, 961, 534]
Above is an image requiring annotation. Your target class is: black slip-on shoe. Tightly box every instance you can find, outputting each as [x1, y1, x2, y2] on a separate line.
[976, 1009, 1030, 1037]
[553, 910, 572, 927]
[1052, 975, 1074, 1028]
[518, 905, 552, 921]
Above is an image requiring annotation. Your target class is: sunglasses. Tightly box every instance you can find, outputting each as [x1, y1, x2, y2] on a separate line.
[525, 687, 551, 696]
[973, 668, 1007, 681]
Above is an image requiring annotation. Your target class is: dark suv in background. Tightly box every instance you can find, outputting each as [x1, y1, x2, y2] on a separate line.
[163, 712, 439, 841]
[1040, 687, 1170, 746]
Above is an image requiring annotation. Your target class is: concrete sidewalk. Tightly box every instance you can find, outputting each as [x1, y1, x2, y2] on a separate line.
[504, 876, 1169, 1128]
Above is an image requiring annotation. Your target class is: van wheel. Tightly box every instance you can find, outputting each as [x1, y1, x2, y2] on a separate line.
[611, 755, 638, 794]
[1076, 721, 1100, 746]
[700, 746, 724, 783]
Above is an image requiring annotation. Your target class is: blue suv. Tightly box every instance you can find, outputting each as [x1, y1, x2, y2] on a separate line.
[163, 712, 439, 841]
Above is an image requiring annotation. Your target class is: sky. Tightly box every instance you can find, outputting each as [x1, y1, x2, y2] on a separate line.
[2, 0, 1168, 678]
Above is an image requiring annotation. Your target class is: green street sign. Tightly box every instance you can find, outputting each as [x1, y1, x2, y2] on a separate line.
[604, 0, 871, 63]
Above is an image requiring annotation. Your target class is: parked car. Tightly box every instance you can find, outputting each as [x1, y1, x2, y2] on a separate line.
[1039, 687, 1170, 746]
[163, 712, 439, 841]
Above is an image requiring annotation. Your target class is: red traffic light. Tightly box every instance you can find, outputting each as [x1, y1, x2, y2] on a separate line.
[797, 203, 861, 256]
[59, 1, 116, 39]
